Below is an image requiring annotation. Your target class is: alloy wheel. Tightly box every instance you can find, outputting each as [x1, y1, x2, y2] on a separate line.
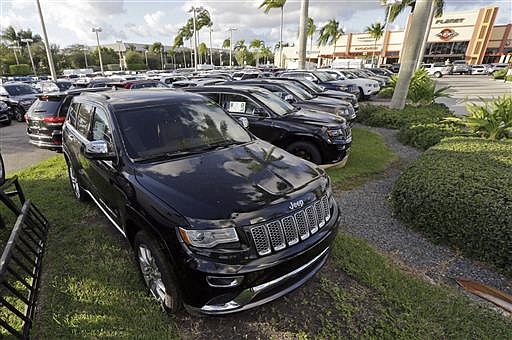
[68, 165, 81, 199]
[137, 244, 168, 307]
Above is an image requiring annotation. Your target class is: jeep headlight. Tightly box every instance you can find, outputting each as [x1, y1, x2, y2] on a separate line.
[179, 227, 239, 248]
[335, 107, 350, 116]
[0, 102, 7, 110]
[326, 128, 344, 138]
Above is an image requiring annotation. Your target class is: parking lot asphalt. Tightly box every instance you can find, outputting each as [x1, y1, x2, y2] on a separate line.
[436, 75, 512, 115]
[0, 121, 56, 174]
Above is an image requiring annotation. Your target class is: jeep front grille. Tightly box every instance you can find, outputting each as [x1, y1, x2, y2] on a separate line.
[249, 195, 332, 256]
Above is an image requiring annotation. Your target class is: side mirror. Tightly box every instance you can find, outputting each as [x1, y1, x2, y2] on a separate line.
[284, 94, 295, 103]
[84, 140, 115, 160]
[238, 117, 249, 128]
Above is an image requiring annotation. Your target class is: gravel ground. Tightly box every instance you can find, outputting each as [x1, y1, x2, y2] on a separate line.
[335, 125, 512, 297]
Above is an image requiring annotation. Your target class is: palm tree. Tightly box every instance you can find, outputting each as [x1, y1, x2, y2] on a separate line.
[249, 39, 264, 66]
[259, 0, 286, 66]
[151, 42, 164, 69]
[234, 40, 248, 65]
[260, 46, 273, 65]
[306, 17, 316, 51]
[388, 0, 444, 23]
[366, 22, 385, 66]
[222, 38, 231, 49]
[198, 42, 208, 64]
[1, 26, 18, 44]
[317, 19, 344, 61]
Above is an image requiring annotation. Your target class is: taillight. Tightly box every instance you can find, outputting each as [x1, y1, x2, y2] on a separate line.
[24, 114, 28, 121]
[43, 116, 66, 123]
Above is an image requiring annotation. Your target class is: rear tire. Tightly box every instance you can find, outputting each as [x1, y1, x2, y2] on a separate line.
[67, 162, 87, 202]
[286, 141, 322, 164]
[13, 107, 24, 122]
[358, 87, 365, 101]
[133, 230, 181, 314]
[434, 71, 442, 78]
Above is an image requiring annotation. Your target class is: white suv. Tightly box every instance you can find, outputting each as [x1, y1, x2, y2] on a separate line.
[422, 63, 452, 78]
[321, 69, 380, 99]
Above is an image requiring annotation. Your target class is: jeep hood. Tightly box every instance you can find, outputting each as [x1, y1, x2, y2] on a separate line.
[134, 139, 324, 222]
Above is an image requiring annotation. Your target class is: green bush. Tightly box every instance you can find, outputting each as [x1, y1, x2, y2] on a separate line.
[380, 69, 450, 105]
[397, 122, 465, 150]
[391, 137, 512, 276]
[492, 68, 507, 79]
[9, 64, 30, 75]
[357, 104, 464, 150]
[506, 75, 512, 82]
[446, 96, 512, 140]
[127, 63, 146, 71]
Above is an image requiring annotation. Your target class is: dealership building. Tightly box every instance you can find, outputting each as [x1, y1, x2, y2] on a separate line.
[281, 6, 511, 67]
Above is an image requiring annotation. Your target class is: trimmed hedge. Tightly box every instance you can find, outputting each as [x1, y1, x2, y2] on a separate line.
[391, 137, 512, 276]
[357, 104, 464, 149]
[9, 64, 31, 75]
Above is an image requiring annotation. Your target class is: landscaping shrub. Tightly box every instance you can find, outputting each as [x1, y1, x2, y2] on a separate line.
[492, 68, 507, 80]
[379, 69, 450, 105]
[9, 64, 30, 75]
[397, 122, 465, 150]
[446, 95, 512, 140]
[391, 137, 512, 276]
[127, 63, 146, 71]
[357, 104, 462, 149]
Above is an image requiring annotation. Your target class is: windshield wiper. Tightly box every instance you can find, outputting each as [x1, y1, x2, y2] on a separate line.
[133, 150, 205, 163]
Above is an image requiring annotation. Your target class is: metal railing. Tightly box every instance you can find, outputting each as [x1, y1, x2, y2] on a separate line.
[0, 176, 49, 339]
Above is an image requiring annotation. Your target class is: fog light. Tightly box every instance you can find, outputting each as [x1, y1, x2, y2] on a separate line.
[206, 276, 244, 288]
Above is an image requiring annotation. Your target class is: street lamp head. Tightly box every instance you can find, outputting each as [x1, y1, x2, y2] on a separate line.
[92, 27, 102, 33]
[20, 38, 33, 43]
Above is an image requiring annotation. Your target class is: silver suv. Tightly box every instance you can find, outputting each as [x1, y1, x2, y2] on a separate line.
[422, 63, 452, 78]
[452, 60, 470, 75]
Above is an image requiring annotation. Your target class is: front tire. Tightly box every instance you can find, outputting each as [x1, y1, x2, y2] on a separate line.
[286, 141, 322, 164]
[134, 230, 181, 314]
[1, 117, 11, 126]
[434, 71, 442, 78]
[358, 87, 365, 101]
[67, 162, 87, 201]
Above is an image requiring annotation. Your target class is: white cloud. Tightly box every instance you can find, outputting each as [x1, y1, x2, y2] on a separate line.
[126, 10, 179, 38]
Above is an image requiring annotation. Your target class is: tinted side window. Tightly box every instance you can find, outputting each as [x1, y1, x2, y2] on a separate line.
[76, 103, 93, 136]
[67, 102, 80, 127]
[259, 85, 287, 99]
[201, 93, 220, 103]
[90, 107, 113, 150]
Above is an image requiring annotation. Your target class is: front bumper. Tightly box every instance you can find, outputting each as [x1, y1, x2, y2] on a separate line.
[181, 203, 341, 315]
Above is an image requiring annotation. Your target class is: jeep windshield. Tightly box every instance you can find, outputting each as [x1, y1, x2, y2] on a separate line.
[116, 101, 252, 161]
[252, 90, 297, 116]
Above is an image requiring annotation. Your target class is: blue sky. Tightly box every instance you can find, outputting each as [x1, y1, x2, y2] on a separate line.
[1, 0, 511, 48]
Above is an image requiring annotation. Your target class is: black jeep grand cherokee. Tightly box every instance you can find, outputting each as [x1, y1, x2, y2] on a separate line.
[62, 90, 340, 314]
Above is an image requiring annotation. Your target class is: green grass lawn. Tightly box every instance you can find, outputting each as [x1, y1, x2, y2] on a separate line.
[1, 128, 511, 338]
[327, 128, 396, 190]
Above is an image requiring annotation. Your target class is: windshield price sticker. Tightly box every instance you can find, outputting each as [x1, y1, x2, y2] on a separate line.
[229, 101, 246, 113]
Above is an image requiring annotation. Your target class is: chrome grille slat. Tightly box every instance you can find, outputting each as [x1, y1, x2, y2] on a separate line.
[281, 216, 299, 245]
[249, 195, 332, 256]
[322, 196, 330, 222]
[266, 221, 286, 251]
[294, 210, 310, 241]
[315, 201, 325, 228]
[305, 206, 318, 234]
[250, 225, 271, 256]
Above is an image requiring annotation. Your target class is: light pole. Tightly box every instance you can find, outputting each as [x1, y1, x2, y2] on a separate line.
[379, 0, 402, 67]
[160, 48, 165, 70]
[20, 38, 37, 76]
[81, 47, 89, 68]
[92, 27, 104, 74]
[116, 40, 123, 71]
[227, 27, 237, 67]
[36, 0, 57, 80]
[8, 45, 20, 65]
[144, 50, 149, 69]
[209, 26, 214, 65]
